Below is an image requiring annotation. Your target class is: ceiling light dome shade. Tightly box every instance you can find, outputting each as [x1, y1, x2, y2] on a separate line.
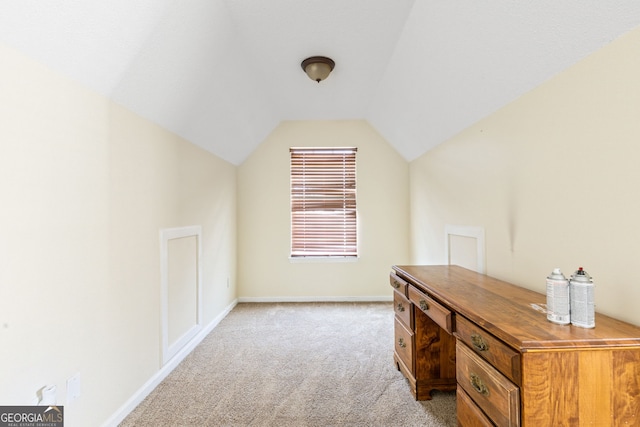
[301, 56, 335, 82]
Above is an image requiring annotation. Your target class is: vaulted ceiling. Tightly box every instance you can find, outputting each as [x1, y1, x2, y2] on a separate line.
[2, 1, 640, 165]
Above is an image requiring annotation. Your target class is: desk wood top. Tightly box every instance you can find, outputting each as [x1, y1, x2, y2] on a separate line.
[392, 265, 640, 351]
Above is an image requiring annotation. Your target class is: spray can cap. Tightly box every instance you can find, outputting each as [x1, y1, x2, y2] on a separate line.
[571, 267, 592, 283]
[548, 268, 566, 280]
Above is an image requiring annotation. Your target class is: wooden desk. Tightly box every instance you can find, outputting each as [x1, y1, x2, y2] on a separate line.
[390, 265, 640, 426]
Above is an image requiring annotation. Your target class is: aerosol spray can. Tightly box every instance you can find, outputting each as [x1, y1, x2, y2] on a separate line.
[546, 268, 570, 325]
[570, 267, 595, 328]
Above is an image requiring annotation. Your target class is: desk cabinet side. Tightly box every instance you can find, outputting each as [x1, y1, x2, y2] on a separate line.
[521, 348, 640, 426]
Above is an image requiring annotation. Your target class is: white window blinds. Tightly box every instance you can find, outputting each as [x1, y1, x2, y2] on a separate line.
[290, 147, 358, 258]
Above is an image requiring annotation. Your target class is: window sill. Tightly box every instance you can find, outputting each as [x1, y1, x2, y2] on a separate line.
[289, 256, 358, 263]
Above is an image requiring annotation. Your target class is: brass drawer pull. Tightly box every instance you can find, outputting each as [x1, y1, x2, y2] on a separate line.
[396, 302, 405, 312]
[470, 373, 489, 396]
[392, 280, 401, 289]
[419, 299, 429, 311]
[398, 337, 407, 348]
[471, 333, 489, 352]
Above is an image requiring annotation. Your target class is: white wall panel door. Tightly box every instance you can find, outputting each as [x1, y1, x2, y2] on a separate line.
[160, 226, 202, 365]
[445, 225, 485, 274]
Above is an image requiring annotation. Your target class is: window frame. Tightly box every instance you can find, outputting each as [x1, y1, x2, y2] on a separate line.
[289, 147, 358, 259]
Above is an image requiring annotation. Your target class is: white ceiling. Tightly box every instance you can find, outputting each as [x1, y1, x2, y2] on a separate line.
[1, 1, 640, 165]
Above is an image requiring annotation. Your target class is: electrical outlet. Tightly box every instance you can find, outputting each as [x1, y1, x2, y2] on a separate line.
[66, 373, 81, 404]
[227, 277, 230, 288]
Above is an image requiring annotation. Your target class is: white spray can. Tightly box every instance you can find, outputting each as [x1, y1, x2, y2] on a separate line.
[546, 268, 570, 325]
[570, 267, 595, 328]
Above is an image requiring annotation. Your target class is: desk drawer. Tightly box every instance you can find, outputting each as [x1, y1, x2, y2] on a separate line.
[393, 289, 412, 329]
[457, 341, 520, 427]
[394, 317, 413, 374]
[456, 316, 521, 385]
[390, 272, 408, 296]
[457, 387, 494, 427]
[408, 285, 454, 333]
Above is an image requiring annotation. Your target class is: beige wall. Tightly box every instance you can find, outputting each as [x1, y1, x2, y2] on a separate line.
[237, 120, 410, 299]
[409, 27, 640, 326]
[0, 43, 237, 425]
[4, 18, 640, 426]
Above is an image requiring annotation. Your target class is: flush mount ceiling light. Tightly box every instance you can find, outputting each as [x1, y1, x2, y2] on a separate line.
[301, 56, 335, 83]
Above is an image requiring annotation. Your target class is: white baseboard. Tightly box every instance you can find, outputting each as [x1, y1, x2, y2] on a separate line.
[237, 295, 393, 303]
[101, 298, 238, 427]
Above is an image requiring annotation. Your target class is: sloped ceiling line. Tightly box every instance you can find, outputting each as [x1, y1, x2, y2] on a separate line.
[1, 1, 639, 165]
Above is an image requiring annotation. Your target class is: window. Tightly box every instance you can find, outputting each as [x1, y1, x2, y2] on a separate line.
[290, 147, 357, 258]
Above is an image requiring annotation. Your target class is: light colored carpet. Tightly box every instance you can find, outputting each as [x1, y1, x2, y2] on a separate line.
[120, 302, 456, 426]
